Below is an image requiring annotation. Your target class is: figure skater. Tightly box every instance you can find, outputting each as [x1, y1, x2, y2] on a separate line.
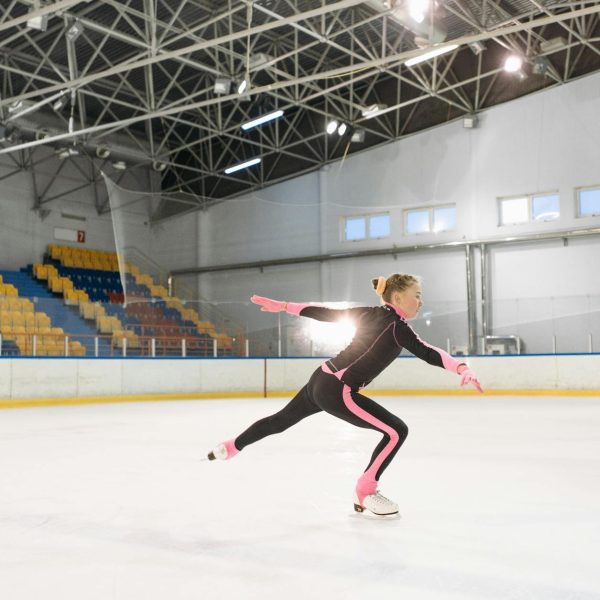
[208, 273, 483, 516]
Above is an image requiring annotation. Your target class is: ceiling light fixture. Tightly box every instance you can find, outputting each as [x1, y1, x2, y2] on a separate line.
[237, 79, 248, 95]
[26, 14, 48, 31]
[361, 104, 386, 119]
[66, 20, 84, 43]
[351, 128, 365, 143]
[405, 44, 459, 67]
[504, 55, 523, 73]
[95, 146, 110, 159]
[337, 123, 348, 136]
[241, 110, 284, 131]
[56, 147, 79, 160]
[326, 119, 339, 134]
[224, 157, 261, 175]
[468, 41, 486, 56]
[214, 78, 232, 95]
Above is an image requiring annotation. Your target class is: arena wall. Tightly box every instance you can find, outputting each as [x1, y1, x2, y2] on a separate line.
[0, 355, 598, 407]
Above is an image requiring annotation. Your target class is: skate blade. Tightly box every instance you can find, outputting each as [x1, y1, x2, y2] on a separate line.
[353, 504, 400, 519]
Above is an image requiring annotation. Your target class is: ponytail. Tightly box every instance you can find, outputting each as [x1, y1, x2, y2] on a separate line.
[372, 273, 421, 303]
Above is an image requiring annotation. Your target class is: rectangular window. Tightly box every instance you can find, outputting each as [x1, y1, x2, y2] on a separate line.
[498, 192, 560, 226]
[499, 196, 529, 225]
[368, 214, 390, 238]
[577, 186, 600, 217]
[532, 193, 560, 221]
[433, 205, 457, 232]
[404, 205, 456, 235]
[343, 213, 390, 242]
[345, 217, 366, 241]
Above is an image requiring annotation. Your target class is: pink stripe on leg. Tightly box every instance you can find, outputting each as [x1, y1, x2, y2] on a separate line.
[341, 385, 400, 502]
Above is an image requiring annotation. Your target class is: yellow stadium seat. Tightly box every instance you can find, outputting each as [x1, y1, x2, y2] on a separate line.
[76, 290, 89, 303]
[24, 312, 35, 326]
[12, 313, 24, 327]
[7, 298, 20, 312]
[0, 274, 3, 285]
[64, 289, 77, 306]
[0, 283, 18, 297]
[98, 316, 111, 333]
[79, 302, 95, 319]
[35, 312, 51, 328]
[33, 264, 45, 279]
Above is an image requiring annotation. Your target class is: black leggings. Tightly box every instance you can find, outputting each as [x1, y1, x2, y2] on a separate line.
[235, 367, 408, 484]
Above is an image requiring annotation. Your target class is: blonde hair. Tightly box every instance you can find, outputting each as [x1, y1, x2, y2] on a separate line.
[372, 273, 421, 303]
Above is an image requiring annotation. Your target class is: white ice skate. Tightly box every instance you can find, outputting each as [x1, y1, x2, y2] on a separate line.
[207, 443, 228, 460]
[354, 491, 399, 517]
[207, 439, 239, 461]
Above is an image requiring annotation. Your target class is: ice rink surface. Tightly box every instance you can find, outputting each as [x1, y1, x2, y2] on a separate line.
[1, 394, 599, 600]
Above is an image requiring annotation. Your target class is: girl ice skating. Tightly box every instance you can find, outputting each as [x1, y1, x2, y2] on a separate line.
[208, 273, 483, 517]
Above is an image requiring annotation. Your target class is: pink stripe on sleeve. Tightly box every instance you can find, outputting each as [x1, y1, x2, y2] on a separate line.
[420, 338, 463, 373]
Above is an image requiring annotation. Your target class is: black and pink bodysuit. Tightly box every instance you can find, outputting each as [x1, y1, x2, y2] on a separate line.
[231, 302, 465, 503]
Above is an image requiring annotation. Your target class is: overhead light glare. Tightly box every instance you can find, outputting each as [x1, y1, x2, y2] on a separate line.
[237, 79, 248, 95]
[241, 110, 284, 131]
[407, 0, 429, 24]
[224, 157, 261, 175]
[405, 44, 459, 67]
[337, 123, 347, 136]
[326, 119, 339, 134]
[504, 55, 523, 73]
[112, 160, 127, 170]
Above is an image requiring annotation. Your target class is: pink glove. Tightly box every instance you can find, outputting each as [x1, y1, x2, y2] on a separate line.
[251, 295, 287, 312]
[459, 367, 483, 393]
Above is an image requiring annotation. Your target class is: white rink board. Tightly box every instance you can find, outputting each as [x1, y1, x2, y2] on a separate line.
[0, 355, 599, 400]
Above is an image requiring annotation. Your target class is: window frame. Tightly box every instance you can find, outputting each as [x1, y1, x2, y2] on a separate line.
[575, 185, 600, 218]
[497, 191, 560, 226]
[342, 212, 391, 242]
[403, 203, 457, 235]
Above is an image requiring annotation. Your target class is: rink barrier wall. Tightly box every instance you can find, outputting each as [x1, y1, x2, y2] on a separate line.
[0, 354, 598, 409]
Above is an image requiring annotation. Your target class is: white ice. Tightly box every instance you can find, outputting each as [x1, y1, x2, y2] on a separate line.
[1, 395, 599, 600]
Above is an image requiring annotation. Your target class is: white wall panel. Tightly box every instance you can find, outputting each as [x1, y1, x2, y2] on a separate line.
[0, 356, 599, 402]
[77, 359, 123, 397]
[9, 359, 78, 398]
[0, 359, 11, 398]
